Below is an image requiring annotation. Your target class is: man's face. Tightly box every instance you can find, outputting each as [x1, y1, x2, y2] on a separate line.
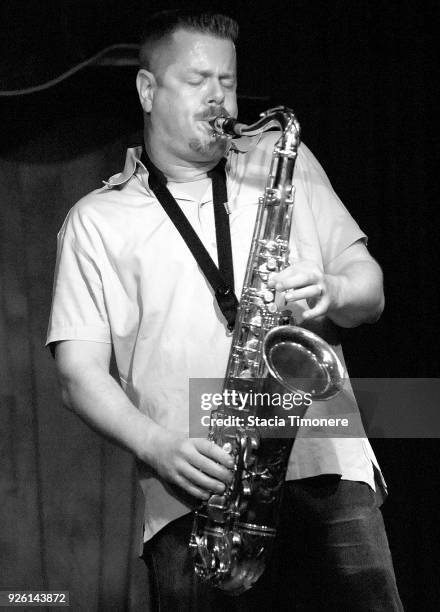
[145, 29, 238, 163]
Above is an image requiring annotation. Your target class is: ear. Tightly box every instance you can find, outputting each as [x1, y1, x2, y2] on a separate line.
[136, 69, 156, 113]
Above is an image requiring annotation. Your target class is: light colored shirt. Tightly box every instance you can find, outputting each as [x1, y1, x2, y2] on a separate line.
[47, 132, 386, 542]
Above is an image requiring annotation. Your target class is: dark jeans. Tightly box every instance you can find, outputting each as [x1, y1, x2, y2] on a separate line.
[142, 478, 404, 611]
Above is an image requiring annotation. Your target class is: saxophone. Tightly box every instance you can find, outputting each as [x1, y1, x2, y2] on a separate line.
[189, 107, 345, 595]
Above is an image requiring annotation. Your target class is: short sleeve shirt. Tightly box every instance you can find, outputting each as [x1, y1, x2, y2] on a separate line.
[47, 133, 386, 541]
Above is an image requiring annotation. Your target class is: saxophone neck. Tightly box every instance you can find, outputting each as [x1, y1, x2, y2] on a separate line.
[211, 106, 301, 148]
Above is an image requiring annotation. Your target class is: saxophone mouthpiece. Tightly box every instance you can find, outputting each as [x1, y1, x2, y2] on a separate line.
[210, 116, 245, 138]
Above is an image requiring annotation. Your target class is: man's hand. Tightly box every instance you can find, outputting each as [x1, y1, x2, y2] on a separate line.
[55, 340, 233, 501]
[145, 431, 234, 500]
[267, 258, 334, 321]
[267, 240, 385, 328]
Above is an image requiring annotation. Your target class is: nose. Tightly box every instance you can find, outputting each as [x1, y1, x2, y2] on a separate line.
[206, 78, 225, 106]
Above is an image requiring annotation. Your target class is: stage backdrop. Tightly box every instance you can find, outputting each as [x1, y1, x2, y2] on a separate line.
[0, 1, 438, 610]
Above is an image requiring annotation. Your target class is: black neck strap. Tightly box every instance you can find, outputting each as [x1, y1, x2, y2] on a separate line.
[140, 149, 238, 332]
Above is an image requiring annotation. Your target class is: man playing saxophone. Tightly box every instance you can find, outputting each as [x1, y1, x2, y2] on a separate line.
[47, 9, 403, 611]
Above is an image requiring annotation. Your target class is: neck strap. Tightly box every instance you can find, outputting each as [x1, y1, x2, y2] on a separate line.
[140, 149, 238, 332]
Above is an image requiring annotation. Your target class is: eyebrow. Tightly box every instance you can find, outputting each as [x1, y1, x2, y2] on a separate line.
[186, 69, 236, 79]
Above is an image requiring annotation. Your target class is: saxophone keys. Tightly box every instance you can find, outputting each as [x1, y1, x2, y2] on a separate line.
[266, 257, 278, 271]
[244, 338, 259, 353]
[238, 368, 253, 379]
[263, 240, 278, 253]
[207, 494, 228, 523]
[257, 263, 269, 282]
[242, 479, 252, 497]
[249, 314, 262, 330]
[264, 187, 280, 203]
[249, 433, 260, 450]
[260, 289, 274, 303]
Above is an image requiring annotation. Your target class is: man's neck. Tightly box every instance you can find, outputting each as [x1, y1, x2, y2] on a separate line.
[143, 139, 222, 183]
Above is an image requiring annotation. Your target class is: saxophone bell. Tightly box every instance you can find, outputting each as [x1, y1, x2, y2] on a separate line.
[263, 325, 345, 400]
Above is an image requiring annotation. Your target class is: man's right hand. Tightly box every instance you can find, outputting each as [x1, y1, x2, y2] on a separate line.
[144, 430, 235, 500]
[54, 340, 234, 500]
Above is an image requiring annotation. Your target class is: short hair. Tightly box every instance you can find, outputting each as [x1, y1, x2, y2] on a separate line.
[139, 9, 239, 71]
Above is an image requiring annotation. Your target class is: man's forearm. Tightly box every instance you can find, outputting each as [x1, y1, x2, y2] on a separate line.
[56, 349, 234, 499]
[326, 259, 384, 328]
[58, 362, 162, 467]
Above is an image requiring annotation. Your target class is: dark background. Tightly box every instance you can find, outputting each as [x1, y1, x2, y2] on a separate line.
[0, 0, 438, 610]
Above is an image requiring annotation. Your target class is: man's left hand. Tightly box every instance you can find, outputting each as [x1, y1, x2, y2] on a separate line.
[266, 240, 385, 328]
[267, 259, 337, 321]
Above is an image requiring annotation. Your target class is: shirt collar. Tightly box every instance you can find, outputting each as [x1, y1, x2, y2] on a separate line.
[102, 134, 260, 190]
[102, 145, 143, 189]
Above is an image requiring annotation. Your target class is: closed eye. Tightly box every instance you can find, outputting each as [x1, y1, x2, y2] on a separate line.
[221, 78, 236, 89]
